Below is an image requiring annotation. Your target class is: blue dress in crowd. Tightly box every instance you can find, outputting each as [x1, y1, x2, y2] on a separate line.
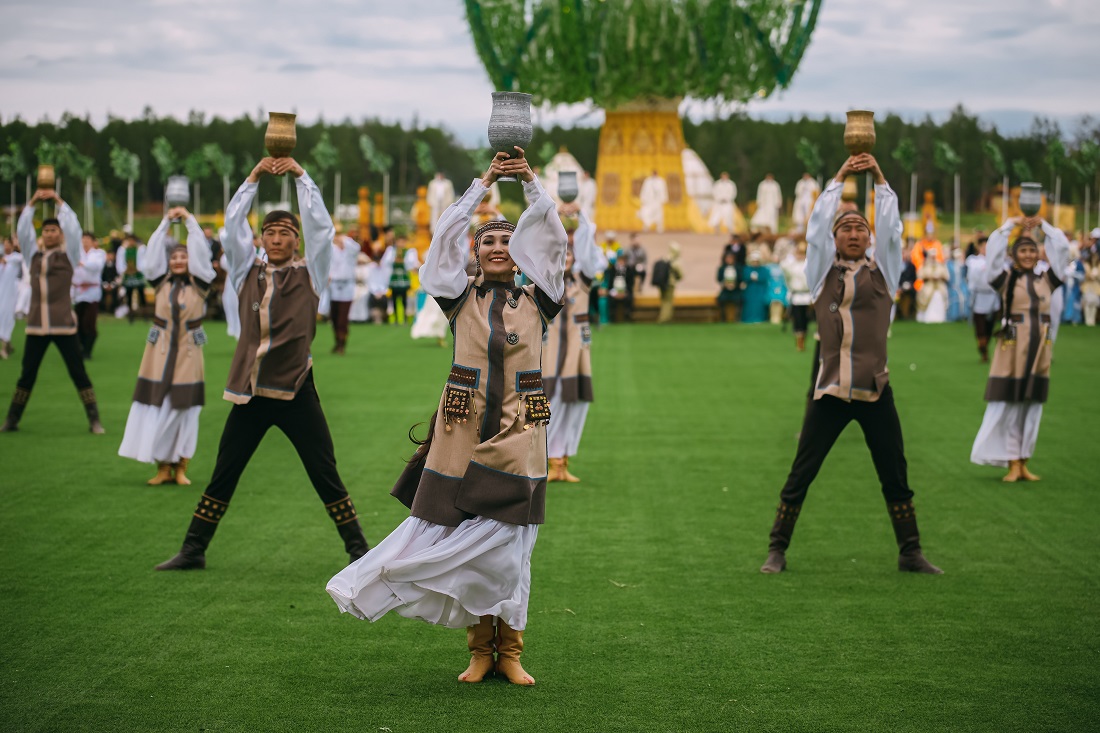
[767, 263, 788, 309]
[1062, 260, 1084, 324]
[741, 264, 770, 323]
[947, 257, 970, 322]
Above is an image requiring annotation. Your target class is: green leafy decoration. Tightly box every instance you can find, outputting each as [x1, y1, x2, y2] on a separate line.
[892, 138, 917, 174]
[795, 137, 821, 175]
[36, 140, 58, 167]
[982, 140, 1005, 177]
[464, 0, 823, 108]
[0, 142, 28, 182]
[933, 141, 961, 175]
[413, 139, 435, 177]
[1045, 138, 1065, 175]
[202, 143, 235, 178]
[109, 140, 140, 181]
[1012, 159, 1033, 184]
[358, 134, 393, 175]
[151, 137, 179, 178]
[183, 149, 211, 180]
[310, 132, 339, 176]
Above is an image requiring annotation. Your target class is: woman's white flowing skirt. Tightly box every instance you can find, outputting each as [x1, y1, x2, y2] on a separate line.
[970, 401, 1043, 466]
[326, 516, 537, 630]
[118, 400, 202, 464]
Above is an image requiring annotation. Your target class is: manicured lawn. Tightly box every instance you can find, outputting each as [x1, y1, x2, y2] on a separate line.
[0, 317, 1096, 732]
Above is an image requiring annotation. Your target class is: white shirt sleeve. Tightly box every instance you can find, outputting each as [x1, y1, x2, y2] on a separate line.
[58, 202, 82, 265]
[296, 171, 335, 294]
[873, 182, 903, 295]
[1041, 221, 1071, 278]
[224, 179, 259, 293]
[574, 209, 608, 280]
[511, 177, 567, 303]
[17, 206, 38, 265]
[404, 247, 421, 271]
[82, 248, 106, 281]
[143, 218, 171, 281]
[805, 179, 842, 300]
[986, 221, 1014, 285]
[420, 178, 488, 298]
[184, 215, 216, 282]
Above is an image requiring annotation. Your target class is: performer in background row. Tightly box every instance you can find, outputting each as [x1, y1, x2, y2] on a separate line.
[760, 154, 942, 576]
[750, 173, 782, 234]
[1, 189, 104, 434]
[327, 227, 360, 354]
[544, 204, 607, 483]
[0, 237, 23, 360]
[119, 207, 215, 486]
[970, 217, 1069, 482]
[708, 172, 738, 234]
[792, 173, 820, 232]
[155, 157, 369, 571]
[327, 148, 566, 687]
[966, 236, 1001, 362]
[72, 232, 107, 359]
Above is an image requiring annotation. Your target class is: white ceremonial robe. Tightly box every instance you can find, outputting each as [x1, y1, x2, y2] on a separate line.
[220, 253, 240, 339]
[0, 252, 23, 342]
[72, 248, 107, 304]
[792, 177, 820, 230]
[328, 236, 361, 303]
[708, 179, 738, 233]
[427, 177, 455, 233]
[750, 179, 783, 233]
[638, 175, 668, 233]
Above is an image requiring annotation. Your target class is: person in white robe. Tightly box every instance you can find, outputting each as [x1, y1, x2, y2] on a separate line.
[366, 246, 395, 324]
[327, 233, 361, 353]
[118, 207, 215, 484]
[708, 172, 738, 233]
[792, 173, 820, 231]
[750, 173, 783, 234]
[0, 238, 23, 359]
[349, 253, 372, 322]
[637, 171, 668, 233]
[71, 233, 107, 358]
[578, 170, 598, 223]
[427, 173, 456, 233]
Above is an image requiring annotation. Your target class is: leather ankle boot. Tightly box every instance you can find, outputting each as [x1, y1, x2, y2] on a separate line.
[79, 388, 106, 434]
[1019, 459, 1040, 481]
[495, 619, 534, 685]
[174, 458, 192, 486]
[155, 503, 225, 571]
[0, 388, 30, 432]
[761, 502, 800, 573]
[1003, 460, 1022, 483]
[327, 498, 368, 562]
[548, 457, 566, 482]
[148, 462, 176, 485]
[561, 456, 581, 483]
[889, 501, 943, 574]
[458, 615, 496, 683]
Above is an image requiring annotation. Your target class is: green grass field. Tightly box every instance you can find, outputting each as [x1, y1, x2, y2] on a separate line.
[0, 317, 1097, 732]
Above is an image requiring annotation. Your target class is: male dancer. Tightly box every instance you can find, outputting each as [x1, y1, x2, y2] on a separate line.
[761, 153, 942, 575]
[73, 231, 107, 358]
[1, 189, 104, 433]
[155, 157, 368, 570]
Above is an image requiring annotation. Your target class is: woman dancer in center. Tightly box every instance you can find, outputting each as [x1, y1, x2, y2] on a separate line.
[327, 148, 566, 686]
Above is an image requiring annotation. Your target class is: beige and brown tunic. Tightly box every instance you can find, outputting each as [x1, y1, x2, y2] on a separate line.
[16, 203, 84, 336]
[984, 268, 1060, 403]
[541, 273, 594, 403]
[133, 274, 210, 408]
[393, 277, 562, 527]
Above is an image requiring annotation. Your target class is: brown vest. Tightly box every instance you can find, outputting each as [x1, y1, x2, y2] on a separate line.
[132, 275, 210, 408]
[27, 248, 77, 335]
[542, 273, 594, 403]
[224, 259, 318, 404]
[392, 276, 563, 527]
[813, 257, 891, 403]
[984, 268, 1059, 403]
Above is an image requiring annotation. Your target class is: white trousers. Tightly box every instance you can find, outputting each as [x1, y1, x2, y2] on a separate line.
[546, 381, 591, 459]
[971, 401, 1044, 467]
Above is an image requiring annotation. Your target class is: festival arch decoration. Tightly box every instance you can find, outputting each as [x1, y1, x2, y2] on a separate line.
[465, 0, 822, 231]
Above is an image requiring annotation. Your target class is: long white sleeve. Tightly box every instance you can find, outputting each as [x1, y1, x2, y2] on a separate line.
[184, 215, 216, 282]
[873, 182, 903, 295]
[805, 179, 842, 300]
[404, 247, 421, 271]
[224, 179, 259, 293]
[420, 179, 488, 298]
[59, 202, 82, 265]
[574, 209, 607, 280]
[143, 218, 171, 281]
[986, 221, 1014, 285]
[16, 206, 37, 265]
[296, 171, 334, 294]
[511, 177, 567, 302]
[1041, 221, 1070, 278]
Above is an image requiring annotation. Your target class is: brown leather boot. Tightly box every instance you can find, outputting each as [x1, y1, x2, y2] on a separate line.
[1019, 459, 1041, 481]
[548, 457, 565, 482]
[495, 620, 535, 685]
[147, 463, 176, 485]
[1003, 460, 1022, 483]
[889, 500, 943, 574]
[795, 333, 806, 352]
[458, 615, 496, 683]
[761, 502, 800, 573]
[0, 387, 30, 432]
[561, 456, 581, 483]
[327, 498, 369, 562]
[80, 387, 106, 434]
[174, 458, 192, 485]
[154, 503, 225, 571]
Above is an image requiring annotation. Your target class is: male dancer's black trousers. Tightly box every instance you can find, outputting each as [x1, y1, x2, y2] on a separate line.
[204, 371, 349, 508]
[17, 334, 93, 392]
[780, 385, 913, 507]
[74, 302, 99, 357]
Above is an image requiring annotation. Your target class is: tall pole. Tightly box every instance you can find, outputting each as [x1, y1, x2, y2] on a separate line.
[194, 182, 201, 222]
[953, 173, 961, 248]
[1085, 185, 1091, 238]
[1001, 174, 1008, 224]
[84, 177, 93, 231]
[127, 178, 134, 232]
[1053, 175, 1061, 229]
[909, 172, 918, 216]
[223, 175, 229, 215]
[25, 175, 31, 207]
[334, 172, 341, 222]
[383, 172, 391, 225]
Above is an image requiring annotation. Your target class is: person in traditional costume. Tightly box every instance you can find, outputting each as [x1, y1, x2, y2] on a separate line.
[782, 242, 812, 351]
[387, 237, 419, 324]
[154, 157, 369, 570]
[119, 207, 215, 485]
[0, 237, 23, 359]
[760, 153, 942, 576]
[767, 258, 788, 325]
[545, 204, 607, 482]
[946, 246, 969, 322]
[638, 170, 668, 233]
[915, 240, 949, 323]
[716, 252, 741, 323]
[792, 173, 820, 231]
[966, 236, 1001, 362]
[750, 173, 782, 234]
[739, 251, 770, 323]
[72, 232, 106, 358]
[326, 148, 565, 687]
[1, 189, 104, 434]
[427, 172, 455, 233]
[1082, 250, 1100, 326]
[708, 172, 738, 234]
[656, 243, 683, 324]
[327, 229, 360, 354]
[118, 234, 147, 322]
[970, 217, 1069, 482]
[1059, 243, 1083, 326]
[366, 244, 395, 324]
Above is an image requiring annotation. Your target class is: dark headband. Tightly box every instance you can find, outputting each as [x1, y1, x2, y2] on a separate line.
[832, 209, 869, 235]
[261, 210, 300, 235]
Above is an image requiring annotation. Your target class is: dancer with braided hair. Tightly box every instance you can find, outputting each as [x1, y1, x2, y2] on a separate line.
[970, 217, 1069, 482]
[327, 148, 566, 686]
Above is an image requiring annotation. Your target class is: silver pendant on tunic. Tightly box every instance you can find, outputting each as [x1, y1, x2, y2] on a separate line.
[506, 332, 519, 345]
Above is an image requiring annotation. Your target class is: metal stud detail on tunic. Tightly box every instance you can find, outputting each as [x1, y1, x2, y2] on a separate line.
[252, 302, 260, 311]
[506, 332, 519, 345]
[829, 303, 838, 312]
[507, 295, 519, 308]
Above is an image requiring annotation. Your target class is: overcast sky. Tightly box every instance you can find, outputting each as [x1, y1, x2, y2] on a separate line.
[2, 0, 1096, 143]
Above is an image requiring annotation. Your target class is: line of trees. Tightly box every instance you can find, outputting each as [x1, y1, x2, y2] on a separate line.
[1, 105, 1097, 231]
